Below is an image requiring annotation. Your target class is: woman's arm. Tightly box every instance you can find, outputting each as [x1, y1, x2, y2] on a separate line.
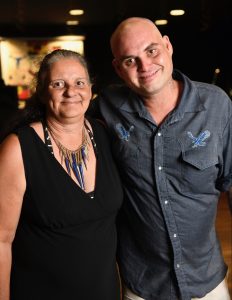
[0, 134, 26, 300]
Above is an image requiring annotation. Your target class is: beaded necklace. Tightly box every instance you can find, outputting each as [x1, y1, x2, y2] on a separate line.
[43, 120, 97, 191]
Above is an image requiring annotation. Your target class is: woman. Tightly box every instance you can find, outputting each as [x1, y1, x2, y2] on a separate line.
[0, 49, 123, 299]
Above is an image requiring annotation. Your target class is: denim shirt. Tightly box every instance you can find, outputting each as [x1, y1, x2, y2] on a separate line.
[92, 70, 232, 300]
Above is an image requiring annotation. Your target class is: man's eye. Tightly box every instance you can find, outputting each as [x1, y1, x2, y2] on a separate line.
[148, 48, 157, 56]
[123, 58, 136, 67]
[50, 80, 65, 89]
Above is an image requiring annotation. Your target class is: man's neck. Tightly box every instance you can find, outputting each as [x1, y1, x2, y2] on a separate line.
[143, 80, 183, 126]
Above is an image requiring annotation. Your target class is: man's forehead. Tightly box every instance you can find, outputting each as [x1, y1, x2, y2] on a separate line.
[115, 33, 161, 57]
[111, 19, 163, 57]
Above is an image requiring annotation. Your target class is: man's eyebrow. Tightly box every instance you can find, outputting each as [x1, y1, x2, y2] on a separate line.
[145, 42, 159, 51]
[119, 55, 135, 61]
[119, 43, 159, 60]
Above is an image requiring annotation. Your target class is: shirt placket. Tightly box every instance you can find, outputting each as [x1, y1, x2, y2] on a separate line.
[153, 128, 190, 300]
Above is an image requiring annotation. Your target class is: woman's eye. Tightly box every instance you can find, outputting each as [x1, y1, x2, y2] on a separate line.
[50, 80, 65, 89]
[76, 80, 85, 87]
[76, 78, 89, 88]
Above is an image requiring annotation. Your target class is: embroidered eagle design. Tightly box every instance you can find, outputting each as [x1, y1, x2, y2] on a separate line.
[187, 130, 210, 148]
[115, 123, 134, 141]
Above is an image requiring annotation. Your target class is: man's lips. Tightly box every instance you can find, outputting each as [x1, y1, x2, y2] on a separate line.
[139, 69, 160, 82]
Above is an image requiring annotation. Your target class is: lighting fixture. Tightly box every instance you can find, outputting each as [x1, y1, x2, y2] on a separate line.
[56, 35, 85, 41]
[69, 9, 84, 16]
[170, 9, 185, 16]
[155, 19, 168, 26]
[66, 20, 79, 25]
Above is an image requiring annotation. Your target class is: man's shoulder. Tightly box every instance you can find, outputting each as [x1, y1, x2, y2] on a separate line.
[93, 84, 132, 111]
[87, 84, 131, 118]
[193, 81, 231, 108]
[193, 80, 226, 96]
[100, 83, 131, 98]
[176, 70, 230, 103]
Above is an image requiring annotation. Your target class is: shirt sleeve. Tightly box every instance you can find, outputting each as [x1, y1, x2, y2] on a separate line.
[216, 101, 232, 192]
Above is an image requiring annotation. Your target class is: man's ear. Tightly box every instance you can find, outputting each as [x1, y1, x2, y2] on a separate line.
[112, 58, 122, 77]
[162, 35, 173, 56]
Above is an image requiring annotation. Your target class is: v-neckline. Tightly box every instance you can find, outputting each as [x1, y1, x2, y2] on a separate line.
[28, 124, 99, 199]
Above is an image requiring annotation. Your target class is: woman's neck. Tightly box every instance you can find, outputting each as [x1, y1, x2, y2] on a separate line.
[46, 116, 85, 148]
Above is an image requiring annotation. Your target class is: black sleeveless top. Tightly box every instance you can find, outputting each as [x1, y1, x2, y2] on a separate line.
[10, 119, 123, 300]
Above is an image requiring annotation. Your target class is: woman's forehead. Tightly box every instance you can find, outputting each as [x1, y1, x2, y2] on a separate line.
[49, 58, 87, 75]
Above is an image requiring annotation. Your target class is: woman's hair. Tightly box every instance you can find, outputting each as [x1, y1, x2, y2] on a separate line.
[35, 49, 90, 101]
[19, 49, 90, 126]
[0, 49, 91, 142]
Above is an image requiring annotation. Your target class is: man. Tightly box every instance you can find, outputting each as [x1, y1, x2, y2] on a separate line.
[89, 17, 232, 300]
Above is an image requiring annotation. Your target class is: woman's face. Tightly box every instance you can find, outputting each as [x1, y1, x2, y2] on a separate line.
[46, 58, 92, 122]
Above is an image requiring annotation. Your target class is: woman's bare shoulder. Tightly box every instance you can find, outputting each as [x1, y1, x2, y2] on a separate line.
[0, 133, 24, 176]
[0, 133, 21, 155]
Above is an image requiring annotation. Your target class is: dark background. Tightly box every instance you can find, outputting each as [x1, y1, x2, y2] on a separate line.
[0, 0, 231, 96]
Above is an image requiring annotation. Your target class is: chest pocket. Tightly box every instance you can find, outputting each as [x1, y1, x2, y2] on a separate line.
[111, 124, 152, 182]
[178, 131, 219, 194]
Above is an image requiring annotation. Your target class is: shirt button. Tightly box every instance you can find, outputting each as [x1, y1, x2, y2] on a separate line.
[158, 166, 162, 170]
[157, 132, 162, 136]
[164, 200, 168, 205]
[176, 264, 180, 268]
[174, 234, 177, 238]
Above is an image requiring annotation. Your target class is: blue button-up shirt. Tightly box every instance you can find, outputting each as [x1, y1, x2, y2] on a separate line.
[89, 70, 232, 300]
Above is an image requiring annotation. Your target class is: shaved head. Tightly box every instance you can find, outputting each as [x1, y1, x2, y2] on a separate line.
[109, 17, 174, 99]
[110, 18, 163, 57]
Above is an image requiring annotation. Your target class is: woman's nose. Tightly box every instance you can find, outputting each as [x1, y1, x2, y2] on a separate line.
[64, 84, 77, 96]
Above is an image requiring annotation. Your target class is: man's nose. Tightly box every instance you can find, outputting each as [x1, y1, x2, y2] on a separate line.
[137, 57, 152, 71]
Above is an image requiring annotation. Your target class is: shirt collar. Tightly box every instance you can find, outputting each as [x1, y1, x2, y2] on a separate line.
[118, 70, 206, 118]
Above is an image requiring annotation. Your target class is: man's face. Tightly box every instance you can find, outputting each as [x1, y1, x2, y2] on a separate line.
[112, 21, 173, 98]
